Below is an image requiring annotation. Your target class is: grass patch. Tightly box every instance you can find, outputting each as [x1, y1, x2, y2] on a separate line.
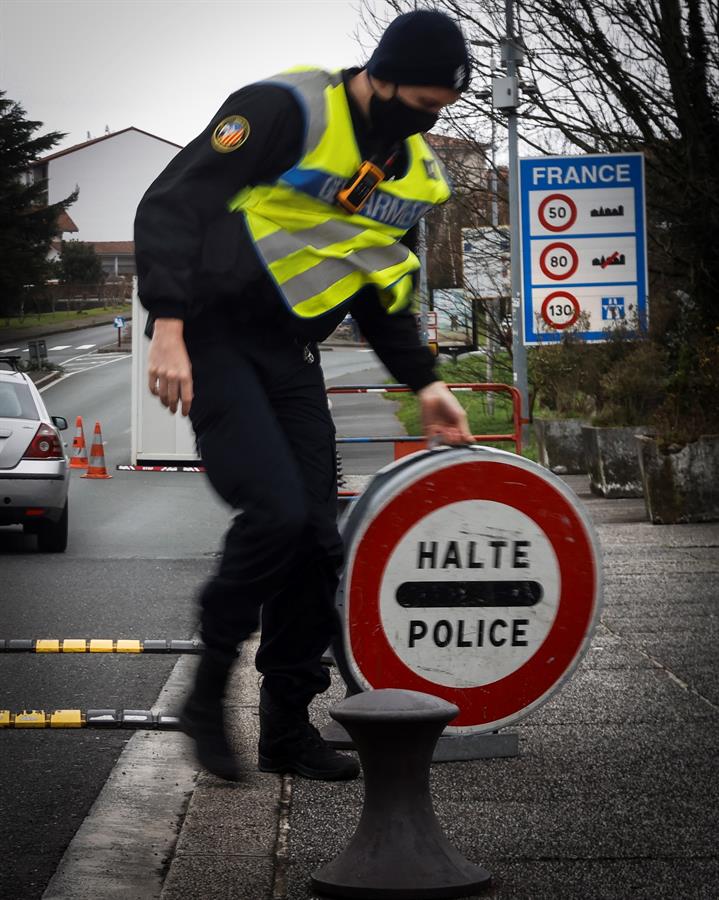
[3, 305, 130, 330]
[386, 354, 539, 461]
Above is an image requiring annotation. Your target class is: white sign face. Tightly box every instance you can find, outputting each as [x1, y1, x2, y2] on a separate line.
[519, 153, 647, 344]
[530, 235, 638, 284]
[462, 226, 510, 300]
[378, 499, 560, 688]
[533, 285, 639, 331]
[529, 187, 635, 237]
[336, 448, 603, 734]
[131, 291, 200, 463]
[432, 287, 472, 339]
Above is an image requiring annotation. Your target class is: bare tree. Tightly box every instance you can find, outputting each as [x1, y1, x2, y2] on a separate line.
[363, 0, 719, 337]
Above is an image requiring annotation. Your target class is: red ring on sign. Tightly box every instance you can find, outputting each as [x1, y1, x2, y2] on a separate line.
[541, 290, 580, 330]
[538, 193, 577, 232]
[347, 460, 597, 728]
[539, 242, 578, 280]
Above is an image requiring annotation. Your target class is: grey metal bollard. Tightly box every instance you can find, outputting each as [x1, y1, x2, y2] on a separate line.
[311, 689, 492, 899]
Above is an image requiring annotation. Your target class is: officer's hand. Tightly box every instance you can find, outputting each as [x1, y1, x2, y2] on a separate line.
[147, 318, 194, 416]
[417, 381, 474, 445]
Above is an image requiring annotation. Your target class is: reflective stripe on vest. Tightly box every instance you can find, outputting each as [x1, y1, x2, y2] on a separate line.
[229, 68, 451, 319]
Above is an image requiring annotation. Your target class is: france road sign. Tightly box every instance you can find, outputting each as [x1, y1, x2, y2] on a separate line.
[335, 446, 602, 734]
[520, 152, 647, 344]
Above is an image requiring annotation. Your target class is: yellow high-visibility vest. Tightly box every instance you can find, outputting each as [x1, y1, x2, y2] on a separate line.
[228, 68, 452, 319]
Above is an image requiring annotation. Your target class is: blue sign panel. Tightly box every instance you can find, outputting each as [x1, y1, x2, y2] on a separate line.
[519, 153, 647, 344]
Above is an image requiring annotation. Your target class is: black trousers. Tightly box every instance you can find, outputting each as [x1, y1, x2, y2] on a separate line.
[184, 305, 343, 709]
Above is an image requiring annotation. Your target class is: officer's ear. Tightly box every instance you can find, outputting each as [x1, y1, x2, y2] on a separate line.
[368, 75, 397, 100]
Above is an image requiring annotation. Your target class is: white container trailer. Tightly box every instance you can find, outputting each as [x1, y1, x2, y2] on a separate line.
[131, 282, 199, 464]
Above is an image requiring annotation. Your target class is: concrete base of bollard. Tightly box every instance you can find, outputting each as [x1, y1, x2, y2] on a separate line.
[311, 689, 492, 899]
[320, 719, 519, 761]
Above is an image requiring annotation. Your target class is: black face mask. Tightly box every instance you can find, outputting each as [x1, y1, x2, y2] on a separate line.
[369, 86, 439, 143]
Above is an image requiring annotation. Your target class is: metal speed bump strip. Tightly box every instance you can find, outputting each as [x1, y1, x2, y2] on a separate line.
[0, 709, 181, 729]
[0, 639, 202, 653]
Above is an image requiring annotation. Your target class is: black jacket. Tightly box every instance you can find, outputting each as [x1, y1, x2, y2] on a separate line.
[134, 70, 437, 391]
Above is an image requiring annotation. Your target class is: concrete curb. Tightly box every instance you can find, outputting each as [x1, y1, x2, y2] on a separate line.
[318, 341, 366, 350]
[41, 655, 199, 899]
[159, 635, 283, 900]
[30, 370, 63, 389]
[1, 313, 132, 344]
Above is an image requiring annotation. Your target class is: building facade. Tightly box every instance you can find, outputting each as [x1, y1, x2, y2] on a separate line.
[31, 127, 181, 274]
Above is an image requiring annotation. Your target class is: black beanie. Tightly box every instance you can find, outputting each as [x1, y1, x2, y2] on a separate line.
[367, 10, 471, 92]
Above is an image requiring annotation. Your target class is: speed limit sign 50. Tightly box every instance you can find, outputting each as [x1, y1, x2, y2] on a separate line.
[538, 193, 577, 232]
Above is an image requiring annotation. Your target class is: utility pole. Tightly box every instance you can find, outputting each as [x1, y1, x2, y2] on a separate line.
[487, 61, 498, 416]
[473, 9, 530, 433]
[501, 0, 530, 438]
[418, 216, 429, 344]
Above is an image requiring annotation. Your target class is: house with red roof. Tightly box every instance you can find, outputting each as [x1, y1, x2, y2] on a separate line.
[30, 127, 181, 276]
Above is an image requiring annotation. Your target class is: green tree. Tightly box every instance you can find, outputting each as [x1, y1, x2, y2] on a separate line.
[0, 91, 77, 315]
[59, 240, 104, 283]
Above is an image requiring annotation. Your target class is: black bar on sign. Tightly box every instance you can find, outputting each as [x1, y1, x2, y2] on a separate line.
[396, 581, 543, 608]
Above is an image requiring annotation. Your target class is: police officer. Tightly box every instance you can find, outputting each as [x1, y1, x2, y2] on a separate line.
[134, 10, 473, 782]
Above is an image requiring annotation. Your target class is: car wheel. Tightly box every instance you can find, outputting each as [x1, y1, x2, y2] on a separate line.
[37, 501, 68, 553]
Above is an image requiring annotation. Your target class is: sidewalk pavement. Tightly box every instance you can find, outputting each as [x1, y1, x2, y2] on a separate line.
[160, 476, 719, 900]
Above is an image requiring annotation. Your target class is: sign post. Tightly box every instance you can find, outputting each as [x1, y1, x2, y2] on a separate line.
[331, 447, 602, 759]
[114, 316, 125, 349]
[519, 152, 647, 343]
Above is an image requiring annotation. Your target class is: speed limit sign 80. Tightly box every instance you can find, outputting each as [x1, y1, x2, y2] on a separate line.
[539, 242, 579, 281]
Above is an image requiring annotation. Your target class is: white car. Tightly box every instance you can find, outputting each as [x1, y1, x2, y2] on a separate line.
[0, 357, 69, 552]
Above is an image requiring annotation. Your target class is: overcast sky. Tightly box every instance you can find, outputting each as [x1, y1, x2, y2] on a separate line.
[1, 0, 388, 151]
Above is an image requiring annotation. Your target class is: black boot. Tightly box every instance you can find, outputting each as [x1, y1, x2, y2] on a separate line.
[257, 687, 360, 781]
[180, 648, 240, 782]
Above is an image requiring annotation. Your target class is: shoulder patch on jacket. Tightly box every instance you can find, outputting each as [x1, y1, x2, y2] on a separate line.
[211, 115, 251, 153]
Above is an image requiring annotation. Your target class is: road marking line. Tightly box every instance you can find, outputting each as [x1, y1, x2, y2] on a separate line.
[47, 345, 72, 351]
[75, 343, 96, 349]
[39, 354, 130, 393]
[0, 347, 20, 352]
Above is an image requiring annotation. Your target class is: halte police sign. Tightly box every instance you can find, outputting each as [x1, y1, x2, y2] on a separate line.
[335, 447, 602, 734]
[519, 153, 648, 343]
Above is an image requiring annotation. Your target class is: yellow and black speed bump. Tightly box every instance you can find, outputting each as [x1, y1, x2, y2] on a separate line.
[0, 709, 181, 729]
[0, 639, 202, 654]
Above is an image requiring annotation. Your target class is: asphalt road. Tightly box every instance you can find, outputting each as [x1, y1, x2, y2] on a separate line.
[0, 337, 396, 899]
[1, 322, 124, 367]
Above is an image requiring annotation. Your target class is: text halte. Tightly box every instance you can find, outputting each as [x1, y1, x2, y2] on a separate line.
[416, 539, 531, 570]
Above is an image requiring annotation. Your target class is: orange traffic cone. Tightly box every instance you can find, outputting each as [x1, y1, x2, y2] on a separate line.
[81, 422, 112, 479]
[69, 416, 88, 470]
